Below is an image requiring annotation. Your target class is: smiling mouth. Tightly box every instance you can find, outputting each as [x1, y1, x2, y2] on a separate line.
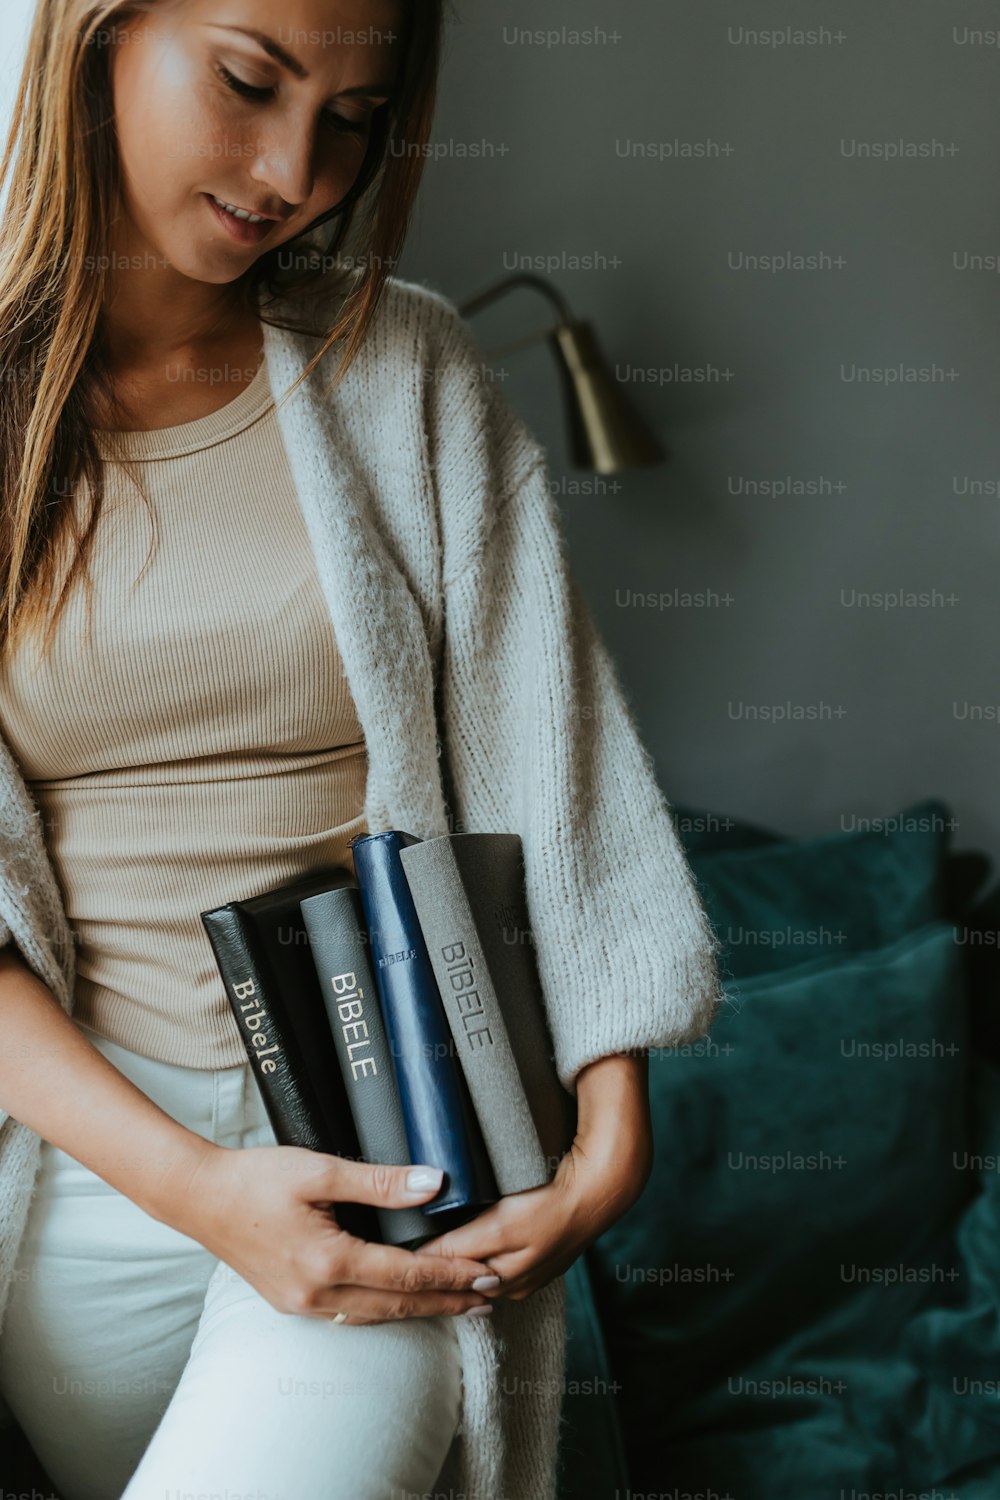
[210, 195, 278, 224]
[204, 193, 282, 245]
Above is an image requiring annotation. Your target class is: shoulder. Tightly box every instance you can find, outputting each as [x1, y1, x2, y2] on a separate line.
[274, 271, 474, 373]
[376, 275, 548, 480]
[268, 271, 550, 573]
[378, 279, 552, 572]
[358, 274, 502, 402]
[280, 273, 538, 464]
[370, 272, 468, 346]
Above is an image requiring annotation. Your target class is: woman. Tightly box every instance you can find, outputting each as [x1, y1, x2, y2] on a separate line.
[0, 2, 722, 1498]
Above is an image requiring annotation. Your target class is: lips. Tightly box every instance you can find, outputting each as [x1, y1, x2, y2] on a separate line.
[203, 193, 278, 246]
[212, 194, 277, 223]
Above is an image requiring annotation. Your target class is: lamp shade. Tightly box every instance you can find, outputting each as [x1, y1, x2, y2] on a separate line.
[549, 320, 668, 473]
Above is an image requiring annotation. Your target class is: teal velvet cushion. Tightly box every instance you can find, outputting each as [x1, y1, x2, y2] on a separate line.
[688, 797, 950, 979]
[557, 1257, 629, 1499]
[556, 801, 783, 1498]
[585, 922, 973, 1496]
[878, 1055, 1000, 1490]
[670, 802, 784, 857]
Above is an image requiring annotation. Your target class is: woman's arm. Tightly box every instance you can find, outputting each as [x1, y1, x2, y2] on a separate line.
[417, 1048, 656, 1299]
[571, 1049, 655, 1219]
[0, 945, 213, 1219]
[0, 945, 502, 1323]
[440, 453, 722, 1090]
[415, 295, 720, 1295]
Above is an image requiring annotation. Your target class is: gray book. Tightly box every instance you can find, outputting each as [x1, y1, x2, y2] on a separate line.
[399, 832, 577, 1195]
[299, 884, 441, 1248]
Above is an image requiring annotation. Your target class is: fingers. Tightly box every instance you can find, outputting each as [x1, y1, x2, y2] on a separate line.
[336, 1235, 499, 1299]
[304, 1156, 452, 1211]
[300, 1282, 497, 1325]
[286, 1238, 500, 1324]
[290, 1155, 508, 1322]
[304, 1155, 501, 1281]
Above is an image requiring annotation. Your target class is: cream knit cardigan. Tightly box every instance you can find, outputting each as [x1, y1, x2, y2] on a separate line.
[0, 273, 721, 1499]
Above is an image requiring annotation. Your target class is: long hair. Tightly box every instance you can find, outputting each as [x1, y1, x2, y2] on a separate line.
[0, 0, 442, 662]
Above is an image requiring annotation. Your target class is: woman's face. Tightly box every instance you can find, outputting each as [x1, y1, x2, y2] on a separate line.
[107, 0, 401, 283]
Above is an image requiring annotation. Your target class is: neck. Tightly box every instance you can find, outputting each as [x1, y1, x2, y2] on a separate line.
[98, 208, 262, 373]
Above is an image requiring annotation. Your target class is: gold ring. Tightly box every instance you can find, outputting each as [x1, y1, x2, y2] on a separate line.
[331, 1311, 348, 1325]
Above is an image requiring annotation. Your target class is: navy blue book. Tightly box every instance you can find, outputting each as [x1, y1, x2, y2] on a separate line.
[350, 830, 499, 1216]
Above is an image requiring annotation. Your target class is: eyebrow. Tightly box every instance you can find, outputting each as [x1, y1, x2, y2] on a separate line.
[211, 24, 397, 98]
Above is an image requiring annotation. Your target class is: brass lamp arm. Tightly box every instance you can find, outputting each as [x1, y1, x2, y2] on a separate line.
[457, 271, 575, 326]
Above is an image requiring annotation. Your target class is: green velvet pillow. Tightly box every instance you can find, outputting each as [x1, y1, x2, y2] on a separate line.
[585, 922, 972, 1496]
[689, 797, 950, 979]
[557, 799, 781, 1497]
[670, 802, 784, 858]
[557, 1257, 629, 1499]
[876, 1054, 1000, 1489]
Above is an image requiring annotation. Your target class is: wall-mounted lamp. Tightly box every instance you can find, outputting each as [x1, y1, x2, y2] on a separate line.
[457, 272, 667, 474]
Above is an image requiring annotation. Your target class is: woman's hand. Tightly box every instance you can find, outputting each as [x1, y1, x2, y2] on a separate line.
[161, 1143, 502, 1326]
[418, 1052, 654, 1301]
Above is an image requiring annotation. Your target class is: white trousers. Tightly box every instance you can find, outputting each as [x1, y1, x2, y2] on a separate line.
[0, 1019, 462, 1500]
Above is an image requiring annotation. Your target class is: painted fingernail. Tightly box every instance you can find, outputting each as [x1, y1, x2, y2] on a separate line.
[471, 1275, 501, 1292]
[406, 1167, 443, 1193]
[463, 1303, 494, 1317]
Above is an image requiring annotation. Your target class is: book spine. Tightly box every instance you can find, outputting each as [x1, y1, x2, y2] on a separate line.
[201, 903, 374, 1241]
[399, 838, 549, 1194]
[351, 831, 499, 1216]
[300, 886, 440, 1249]
[202, 905, 327, 1151]
[403, 833, 577, 1180]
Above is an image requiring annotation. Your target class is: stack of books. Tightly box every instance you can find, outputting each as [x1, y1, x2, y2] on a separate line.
[200, 831, 578, 1250]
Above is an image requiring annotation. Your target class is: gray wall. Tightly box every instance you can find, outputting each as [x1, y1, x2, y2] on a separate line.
[399, 0, 1000, 867]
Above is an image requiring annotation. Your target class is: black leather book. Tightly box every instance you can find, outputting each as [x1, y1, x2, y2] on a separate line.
[200, 868, 379, 1243]
[350, 831, 500, 1217]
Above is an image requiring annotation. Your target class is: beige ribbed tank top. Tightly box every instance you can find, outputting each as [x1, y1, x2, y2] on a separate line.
[0, 354, 369, 1067]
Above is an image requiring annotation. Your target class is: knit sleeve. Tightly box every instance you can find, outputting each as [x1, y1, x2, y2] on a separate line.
[0, 736, 75, 1005]
[438, 457, 724, 1097]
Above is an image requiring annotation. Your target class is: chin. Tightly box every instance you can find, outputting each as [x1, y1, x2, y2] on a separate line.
[178, 265, 247, 288]
[171, 244, 262, 285]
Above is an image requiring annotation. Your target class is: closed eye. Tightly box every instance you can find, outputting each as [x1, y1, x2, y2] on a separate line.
[213, 61, 372, 137]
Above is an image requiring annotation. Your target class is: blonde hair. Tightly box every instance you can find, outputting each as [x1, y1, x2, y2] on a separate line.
[0, 0, 442, 661]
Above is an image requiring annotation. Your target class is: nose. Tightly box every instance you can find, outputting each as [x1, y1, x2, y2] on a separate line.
[249, 116, 317, 209]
